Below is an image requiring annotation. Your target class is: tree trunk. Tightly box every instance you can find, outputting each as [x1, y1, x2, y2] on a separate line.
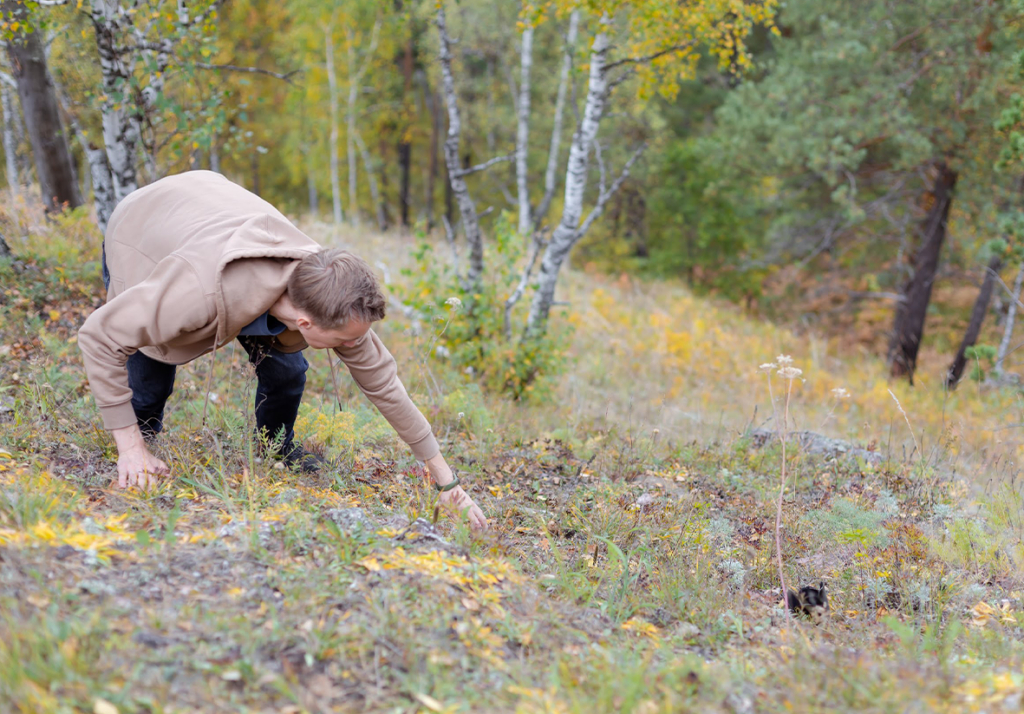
[889, 162, 958, 382]
[515, 25, 533, 235]
[346, 31, 360, 228]
[307, 151, 319, 216]
[994, 260, 1024, 377]
[53, 75, 115, 233]
[526, 24, 612, 334]
[325, 27, 344, 226]
[534, 9, 579, 230]
[1, 77, 19, 197]
[354, 128, 386, 232]
[398, 31, 414, 229]
[436, 5, 484, 289]
[5, 15, 81, 212]
[92, 0, 141, 204]
[426, 76, 440, 231]
[945, 254, 1002, 389]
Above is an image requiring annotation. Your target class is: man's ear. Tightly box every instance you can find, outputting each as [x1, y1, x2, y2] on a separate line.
[295, 314, 313, 330]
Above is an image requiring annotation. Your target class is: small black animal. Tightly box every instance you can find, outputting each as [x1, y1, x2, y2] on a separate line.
[787, 581, 829, 622]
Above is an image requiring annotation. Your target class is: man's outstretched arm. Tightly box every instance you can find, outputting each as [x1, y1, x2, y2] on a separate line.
[334, 331, 488, 529]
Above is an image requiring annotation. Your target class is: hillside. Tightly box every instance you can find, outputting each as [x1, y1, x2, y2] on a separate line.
[1, 214, 1023, 713]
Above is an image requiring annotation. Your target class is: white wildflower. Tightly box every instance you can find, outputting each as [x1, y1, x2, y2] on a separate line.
[457, 412, 465, 421]
[759, 362, 777, 373]
[831, 387, 851, 399]
[777, 366, 803, 380]
[445, 296, 463, 309]
[776, 354, 794, 366]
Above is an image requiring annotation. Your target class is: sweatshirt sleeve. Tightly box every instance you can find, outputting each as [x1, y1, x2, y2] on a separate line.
[333, 330, 440, 461]
[78, 256, 214, 430]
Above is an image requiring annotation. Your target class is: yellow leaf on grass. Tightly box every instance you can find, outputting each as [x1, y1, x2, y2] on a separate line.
[0, 448, 12, 459]
[414, 693, 444, 712]
[359, 557, 381, 572]
[48, 309, 60, 322]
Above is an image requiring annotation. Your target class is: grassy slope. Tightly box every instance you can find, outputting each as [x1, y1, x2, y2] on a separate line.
[0, 208, 1023, 713]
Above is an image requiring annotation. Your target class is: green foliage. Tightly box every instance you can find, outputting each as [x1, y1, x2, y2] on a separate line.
[965, 344, 998, 382]
[396, 213, 571, 400]
[645, 139, 769, 299]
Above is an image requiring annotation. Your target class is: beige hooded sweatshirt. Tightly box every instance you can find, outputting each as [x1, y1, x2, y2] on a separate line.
[77, 171, 440, 461]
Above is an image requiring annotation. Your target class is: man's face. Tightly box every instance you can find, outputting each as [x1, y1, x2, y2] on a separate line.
[297, 317, 372, 349]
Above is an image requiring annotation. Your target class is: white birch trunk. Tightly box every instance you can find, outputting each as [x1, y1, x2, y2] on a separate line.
[307, 151, 319, 215]
[995, 260, 1024, 377]
[515, 25, 533, 235]
[437, 5, 485, 290]
[534, 9, 579, 228]
[346, 30, 359, 228]
[526, 25, 611, 334]
[353, 128, 385, 232]
[325, 28, 344, 226]
[91, 0, 140, 203]
[1, 78, 18, 198]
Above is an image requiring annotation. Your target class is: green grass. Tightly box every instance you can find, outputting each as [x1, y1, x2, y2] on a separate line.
[1, 212, 1023, 712]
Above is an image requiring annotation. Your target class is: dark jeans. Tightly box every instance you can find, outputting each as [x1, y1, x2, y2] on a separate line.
[104, 246, 308, 453]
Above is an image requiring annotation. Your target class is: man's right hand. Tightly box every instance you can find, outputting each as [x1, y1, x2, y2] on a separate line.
[111, 424, 169, 488]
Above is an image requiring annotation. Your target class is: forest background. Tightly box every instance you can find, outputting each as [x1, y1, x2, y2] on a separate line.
[4, 0, 1024, 377]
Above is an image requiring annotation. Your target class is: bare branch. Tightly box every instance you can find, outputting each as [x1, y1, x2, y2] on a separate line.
[575, 142, 647, 239]
[453, 153, 513, 178]
[195, 63, 302, 85]
[593, 138, 606, 199]
[534, 9, 580, 229]
[504, 232, 547, 339]
[603, 42, 695, 71]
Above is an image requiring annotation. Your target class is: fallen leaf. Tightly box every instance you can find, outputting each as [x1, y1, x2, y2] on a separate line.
[221, 670, 242, 681]
[94, 699, 119, 714]
[461, 597, 480, 611]
[414, 693, 444, 712]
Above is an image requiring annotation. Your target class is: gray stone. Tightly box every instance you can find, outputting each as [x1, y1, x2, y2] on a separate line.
[323, 507, 370, 531]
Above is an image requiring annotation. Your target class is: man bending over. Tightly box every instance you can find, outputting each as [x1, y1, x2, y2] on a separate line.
[78, 171, 486, 529]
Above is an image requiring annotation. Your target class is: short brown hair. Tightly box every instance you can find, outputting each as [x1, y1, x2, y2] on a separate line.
[287, 249, 387, 327]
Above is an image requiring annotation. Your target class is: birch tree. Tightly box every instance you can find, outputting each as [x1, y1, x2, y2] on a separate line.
[523, 0, 778, 337]
[435, 4, 513, 292]
[344, 18, 380, 228]
[325, 27, 343, 226]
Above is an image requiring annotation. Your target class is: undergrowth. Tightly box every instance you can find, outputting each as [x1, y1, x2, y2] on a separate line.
[0, 209, 1023, 712]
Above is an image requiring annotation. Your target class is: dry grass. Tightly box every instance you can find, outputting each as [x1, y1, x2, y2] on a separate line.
[0, 207, 1023, 713]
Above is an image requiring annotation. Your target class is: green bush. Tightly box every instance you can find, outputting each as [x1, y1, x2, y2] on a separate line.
[396, 212, 571, 400]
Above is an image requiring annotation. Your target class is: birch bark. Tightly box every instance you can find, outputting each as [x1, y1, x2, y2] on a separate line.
[534, 9, 579, 229]
[1, 77, 18, 198]
[994, 260, 1024, 378]
[346, 27, 359, 228]
[325, 27, 344, 226]
[91, 0, 140, 203]
[353, 128, 386, 232]
[515, 25, 533, 235]
[525, 24, 612, 334]
[437, 5, 484, 290]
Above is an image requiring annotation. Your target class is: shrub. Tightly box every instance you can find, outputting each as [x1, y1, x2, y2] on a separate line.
[395, 212, 571, 400]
